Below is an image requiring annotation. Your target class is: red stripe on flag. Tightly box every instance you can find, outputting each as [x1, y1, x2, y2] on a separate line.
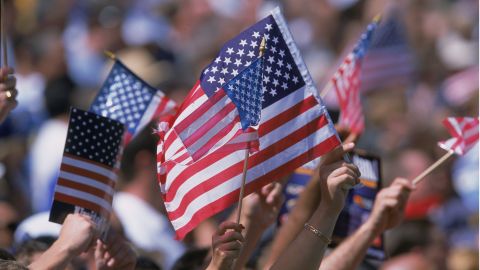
[54, 193, 109, 217]
[165, 114, 329, 216]
[174, 90, 225, 134]
[259, 95, 318, 137]
[182, 102, 236, 148]
[60, 164, 115, 188]
[172, 134, 339, 239]
[57, 178, 113, 202]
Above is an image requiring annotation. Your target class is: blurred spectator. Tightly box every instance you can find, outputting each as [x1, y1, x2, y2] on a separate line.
[0, 0, 476, 269]
[0, 200, 19, 249]
[114, 125, 185, 269]
[28, 74, 75, 213]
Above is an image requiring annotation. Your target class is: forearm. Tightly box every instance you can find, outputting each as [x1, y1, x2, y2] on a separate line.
[270, 206, 339, 270]
[234, 217, 264, 270]
[29, 240, 75, 270]
[266, 180, 320, 267]
[319, 220, 379, 270]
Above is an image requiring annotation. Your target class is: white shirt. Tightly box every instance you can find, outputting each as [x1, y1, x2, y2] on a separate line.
[113, 192, 185, 269]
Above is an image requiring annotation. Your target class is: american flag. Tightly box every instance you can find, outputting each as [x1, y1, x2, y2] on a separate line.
[330, 19, 379, 135]
[159, 58, 264, 166]
[360, 11, 415, 92]
[438, 117, 479, 155]
[50, 108, 124, 230]
[157, 7, 340, 239]
[90, 59, 177, 144]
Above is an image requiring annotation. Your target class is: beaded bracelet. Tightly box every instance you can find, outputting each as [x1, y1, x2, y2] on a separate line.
[304, 223, 331, 245]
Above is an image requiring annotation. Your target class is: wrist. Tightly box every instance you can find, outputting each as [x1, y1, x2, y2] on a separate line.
[51, 238, 78, 259]
[316, 200, 343, 219]
[308, 204, 340, 238]
[363, 217, 383, 238]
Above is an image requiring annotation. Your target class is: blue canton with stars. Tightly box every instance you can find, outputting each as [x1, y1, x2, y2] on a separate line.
[90, 60, 157, 135]
[200, 15, 305, 108]
[224, 58, 263, 130]
[352, 20, 378, 59]
[65, 108, 125, 167]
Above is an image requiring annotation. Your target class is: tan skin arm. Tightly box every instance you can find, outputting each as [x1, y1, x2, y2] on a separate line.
[319, 178, 413, 270]
[269, 143, 360, 270]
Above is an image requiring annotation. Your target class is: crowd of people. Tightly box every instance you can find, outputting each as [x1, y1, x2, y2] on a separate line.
[0, 0, 478, 269]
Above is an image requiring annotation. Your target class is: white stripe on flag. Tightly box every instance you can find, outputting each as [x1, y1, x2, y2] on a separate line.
[59, 171, 115, 196]
[169, 122, 334, 227]
[55, 185, 112, 211]
[62, 156, 117, 181]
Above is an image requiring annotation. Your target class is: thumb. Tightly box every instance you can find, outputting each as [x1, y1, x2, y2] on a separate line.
[320, 142, 355, 166]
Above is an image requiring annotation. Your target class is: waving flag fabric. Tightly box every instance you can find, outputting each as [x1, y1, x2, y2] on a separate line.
[161, 58, 264, 166]
[438, 117, 479, 155]
[90, 59, 176, 144]
[157, 7, 340, 239]
[50, 108, 124, 233]
[331, 19, 379, 135]
[360, 11, 415, 92]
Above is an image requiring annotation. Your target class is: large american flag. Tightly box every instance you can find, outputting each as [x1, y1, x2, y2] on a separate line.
[360, 11, 415, 92]
[50, 108, 124, 230]
[157, 7, 340, 239]
[330, 19, 379, 135]
[439, 117, 479, 155]
[159, 58, 264, 166]
[90, 59, 177, 144]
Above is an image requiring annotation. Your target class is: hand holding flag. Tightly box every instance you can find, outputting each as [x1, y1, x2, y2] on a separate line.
[412, 117, 479, 184]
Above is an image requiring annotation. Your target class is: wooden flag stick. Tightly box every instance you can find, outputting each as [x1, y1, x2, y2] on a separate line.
[103, 50, 116, 60]
[236, 149, 250, 224]
[320, 81, 332, 98]
[1, 0, 7, 67]
[412, 150, 455, 185]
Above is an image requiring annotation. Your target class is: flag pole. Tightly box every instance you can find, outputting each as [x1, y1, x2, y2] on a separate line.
[235, 37, 266, 224]
[1, 0, 7, 67]
[236, 148, 250, 223]
[412, 150, 454, 185]
[103, 50, 116, 61]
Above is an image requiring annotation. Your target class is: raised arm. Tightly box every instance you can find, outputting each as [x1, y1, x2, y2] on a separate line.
[265, 143, 356, 268]
[319, 178, 413, 270]
[94, 229, 137, 270]
[270, 143, 360, 270]
[233, 181, 284, 270]
[29, 214, 97, 270]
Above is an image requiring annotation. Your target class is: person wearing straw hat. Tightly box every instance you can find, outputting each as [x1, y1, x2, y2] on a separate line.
[0, 66, 17, 123]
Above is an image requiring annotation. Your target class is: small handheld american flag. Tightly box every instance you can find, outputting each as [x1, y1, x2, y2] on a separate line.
[412, 117, 479, 185]
[439, 117, 479, 155]
[330, 18, 379, 135]
[90, 59, 176, 144]
[49, 108, 125, 235]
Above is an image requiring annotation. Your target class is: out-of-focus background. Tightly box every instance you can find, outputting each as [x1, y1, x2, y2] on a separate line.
[0, 0, 478, 269]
